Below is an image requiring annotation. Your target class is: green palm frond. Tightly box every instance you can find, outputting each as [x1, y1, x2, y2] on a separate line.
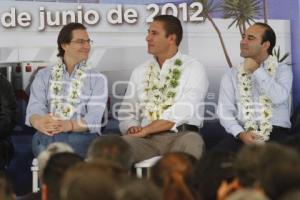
[222, 0, 262, 29]
[273, 46, 290, 63]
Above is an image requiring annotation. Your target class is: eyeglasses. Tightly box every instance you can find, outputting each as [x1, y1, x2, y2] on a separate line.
[70, 39, 93, 45]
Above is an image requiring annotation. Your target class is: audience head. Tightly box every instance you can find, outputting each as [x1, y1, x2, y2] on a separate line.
[60, 161, 123, 200]
[225, 189, 268, 200]
[116, 178, 162, 200]
[37, 142, 74, 178]
[151, 152, 197, 200]
[234, 143, 300, 199]
[0, 172, 14, 200]
[257, 143, 300, 200]
[86, 135, 134, 171]
[42, 152, 83, 200]
[193, 150, 236, 200]
[234, 144, 265, 188]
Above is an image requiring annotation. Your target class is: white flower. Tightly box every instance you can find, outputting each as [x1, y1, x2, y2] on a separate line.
[238, 56, 278, 141]
[143, 59, 183, 121]
[49, 59, 88, 120]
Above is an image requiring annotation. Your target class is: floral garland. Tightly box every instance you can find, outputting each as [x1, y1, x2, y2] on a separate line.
[143, 58, 183, 121]
[50, 59, 89, 119]
[238, 55, 278, 142]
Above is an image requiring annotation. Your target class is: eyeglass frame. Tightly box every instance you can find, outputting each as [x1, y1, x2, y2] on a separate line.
[70, 39, 93, 45]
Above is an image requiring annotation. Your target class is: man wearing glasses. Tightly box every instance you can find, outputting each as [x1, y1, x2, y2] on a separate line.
[26, 23, 108, 158]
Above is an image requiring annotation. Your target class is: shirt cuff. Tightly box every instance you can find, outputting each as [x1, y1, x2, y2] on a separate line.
[25, 110, 46, 127]
[82, 116, 101, 134]
[119, 121, 140, 135]
[229, 125, 245, 137]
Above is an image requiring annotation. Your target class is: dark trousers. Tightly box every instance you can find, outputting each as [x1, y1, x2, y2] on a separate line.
[0, 137, 14, 170]
[214, 126, 290, 152]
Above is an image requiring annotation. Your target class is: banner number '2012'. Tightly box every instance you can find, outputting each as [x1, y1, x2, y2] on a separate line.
[146, 2, 203, 23]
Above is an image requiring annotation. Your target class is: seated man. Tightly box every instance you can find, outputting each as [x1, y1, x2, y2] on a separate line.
[0, 74, 17, 170]
[118, 15, 209, 162]
[26, 22, 108, 158]
[217, 23, 292, 151]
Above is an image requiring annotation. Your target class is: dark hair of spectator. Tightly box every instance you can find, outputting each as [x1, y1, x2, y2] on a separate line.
[151, 152, 197, 200]
[57, 23, 86, 57]
[43, 152, 83, 200]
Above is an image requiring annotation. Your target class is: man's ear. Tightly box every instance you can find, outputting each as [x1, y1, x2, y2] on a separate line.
[262, 41, 270, 52]
[61, 43, 68, 51]
[168, 34, 177, 45]
[41, 184, 48, 200]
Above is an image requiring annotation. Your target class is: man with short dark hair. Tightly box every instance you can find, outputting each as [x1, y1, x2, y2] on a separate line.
[118, 15, 209, 161]
[42, 152, 83, 200]
[217, 22, 292, 151]
[26, 23, 108, 157]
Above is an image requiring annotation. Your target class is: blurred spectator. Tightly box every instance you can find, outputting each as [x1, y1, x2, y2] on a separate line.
[37, 142, 74, 178]
[18, 142, 74, 200]
[116, 178, 162, 200]
[193, 151, 236, 200]
[151, 152, 197, 200]
[234, 145, 265, 188]
[0, 172, 15, 200]
[257, 143, 300, 200]
[41, 152, 83, 200]
[233, 143, 300, 200]
[60, 161, 123, 200]
[0, 74, 17, 170]
[225, 189, 268, 200]
[86, 135, 133, 171]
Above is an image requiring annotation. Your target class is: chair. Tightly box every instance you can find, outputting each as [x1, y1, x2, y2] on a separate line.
[134, 156, 162, 178]
[31, 158, 39, 193]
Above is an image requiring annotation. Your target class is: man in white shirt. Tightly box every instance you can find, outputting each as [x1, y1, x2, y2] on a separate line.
[118, 15, 209, 162]
[217, 22, 292, 151]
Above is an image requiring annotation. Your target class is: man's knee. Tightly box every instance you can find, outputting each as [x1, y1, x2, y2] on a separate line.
[175, 132, 205, 159]
[181, 132, 204, 146]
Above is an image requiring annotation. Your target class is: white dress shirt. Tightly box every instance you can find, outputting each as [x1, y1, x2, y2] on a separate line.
[26, 62, 108, 134]
[217, 57, 293, 137]
[118, 51, 209, 134]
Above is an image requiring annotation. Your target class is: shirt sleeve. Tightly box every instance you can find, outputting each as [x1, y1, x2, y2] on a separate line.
[253, 63, 293, 105]
[25, 69, 49, 127]
[82, 72, 108, 134]
[160, 60, 209, 131]
[217, 69, 244, 137]
[118, 69, 141, 134]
